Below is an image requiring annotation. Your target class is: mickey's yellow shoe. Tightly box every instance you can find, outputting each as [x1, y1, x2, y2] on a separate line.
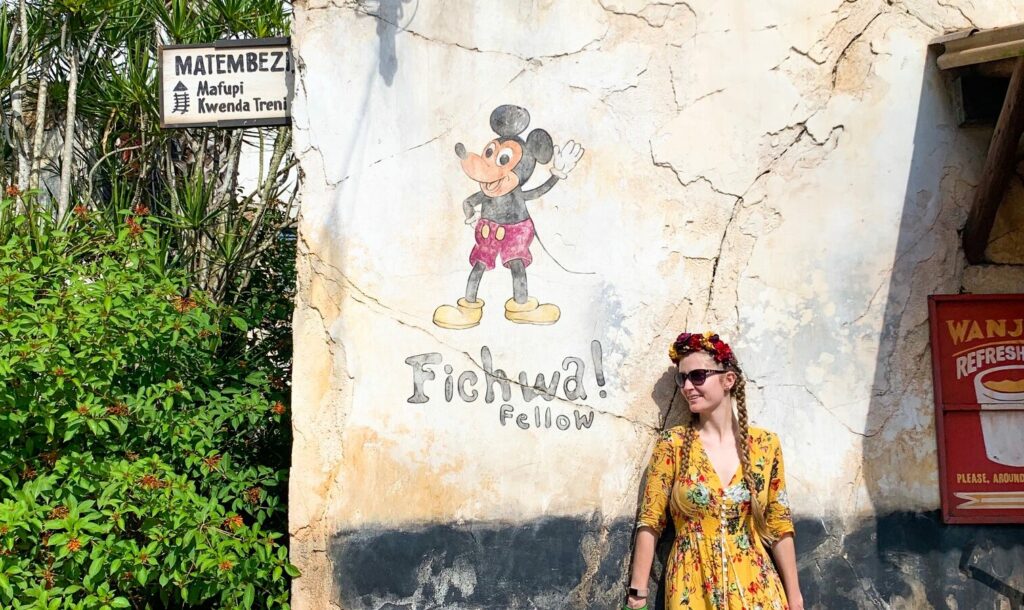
[504, 297, 560, 325]
[433, 298, 484, 329]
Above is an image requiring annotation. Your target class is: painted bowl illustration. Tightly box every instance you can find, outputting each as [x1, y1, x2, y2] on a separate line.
[973, 365, 1024, 467]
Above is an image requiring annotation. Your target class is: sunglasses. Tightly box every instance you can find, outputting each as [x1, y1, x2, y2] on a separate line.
[675, 369, 727, 387]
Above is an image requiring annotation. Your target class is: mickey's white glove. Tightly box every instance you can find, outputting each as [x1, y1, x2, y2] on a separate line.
[551, 140, 584, 179]
[463, 197, 482, 225]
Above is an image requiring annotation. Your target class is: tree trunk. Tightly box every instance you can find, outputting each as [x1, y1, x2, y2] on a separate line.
[216, 130, 243, 209]
[29, 73, 48, 192]
[58, 51, 78, 218]
[12, 0, 30, 191]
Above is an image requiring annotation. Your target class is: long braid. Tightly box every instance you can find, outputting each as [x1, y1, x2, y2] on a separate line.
[734, 373, 774, 543]
[670, 411, 699, 517]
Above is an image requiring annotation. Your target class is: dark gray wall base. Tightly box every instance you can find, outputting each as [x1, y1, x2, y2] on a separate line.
[330, 512, 1024, 610]
[331, 515, 634, 610]
[795, 511, 1024, 610]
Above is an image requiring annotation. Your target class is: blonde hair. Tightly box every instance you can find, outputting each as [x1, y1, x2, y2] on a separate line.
[668, 364, 775, 544]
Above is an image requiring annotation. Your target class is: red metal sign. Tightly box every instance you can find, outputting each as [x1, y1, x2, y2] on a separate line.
[929, 294, 1024, 524]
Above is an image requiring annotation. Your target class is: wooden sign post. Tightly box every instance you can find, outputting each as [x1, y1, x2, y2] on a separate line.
[159, 38, 293, 129]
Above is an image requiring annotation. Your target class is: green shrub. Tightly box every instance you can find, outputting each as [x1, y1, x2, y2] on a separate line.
[0, 201, 296, 609]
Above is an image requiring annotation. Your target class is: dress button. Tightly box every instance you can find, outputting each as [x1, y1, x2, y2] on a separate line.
[481, 224, 490, 239]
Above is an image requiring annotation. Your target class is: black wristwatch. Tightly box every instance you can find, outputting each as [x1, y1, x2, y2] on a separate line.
[626, 587, 647, 599]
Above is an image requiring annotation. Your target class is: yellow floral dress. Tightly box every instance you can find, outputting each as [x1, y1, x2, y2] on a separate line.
[637, 426, 794, 610]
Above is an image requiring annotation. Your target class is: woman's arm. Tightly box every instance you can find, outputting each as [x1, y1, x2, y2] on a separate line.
[764, 433, 802, 609]
[625, 527, 657, 608]
[628, 432, 676, 609]
[770, 534, 803, 610]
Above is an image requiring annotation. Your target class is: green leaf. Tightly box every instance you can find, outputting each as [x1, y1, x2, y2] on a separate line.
[88, 558, 103, 580]
[48, 534, 69, 547]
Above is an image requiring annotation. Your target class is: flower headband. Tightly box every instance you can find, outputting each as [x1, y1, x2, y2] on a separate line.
[668, 331, 736, 366]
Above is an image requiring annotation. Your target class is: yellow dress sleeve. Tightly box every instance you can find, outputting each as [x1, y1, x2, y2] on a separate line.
[766, 433, 795, 540]
[637, 432, 677, 535]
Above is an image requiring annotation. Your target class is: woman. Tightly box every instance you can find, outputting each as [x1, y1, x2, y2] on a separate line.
[624, 332, 803, 610]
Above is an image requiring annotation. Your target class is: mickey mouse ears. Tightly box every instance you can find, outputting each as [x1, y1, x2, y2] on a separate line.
[490, 105, 530, 138]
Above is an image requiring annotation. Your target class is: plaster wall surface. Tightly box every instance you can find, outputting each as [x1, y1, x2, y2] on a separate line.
[290, 1, 1024, 608]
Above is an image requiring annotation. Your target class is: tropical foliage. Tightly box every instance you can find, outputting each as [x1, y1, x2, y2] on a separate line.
[0, 1, 297, 608]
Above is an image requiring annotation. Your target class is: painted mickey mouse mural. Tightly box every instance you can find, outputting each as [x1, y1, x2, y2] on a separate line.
[432, 104, 585, 329]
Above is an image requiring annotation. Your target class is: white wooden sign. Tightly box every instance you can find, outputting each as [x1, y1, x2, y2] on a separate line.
[159, 38, 293, 128]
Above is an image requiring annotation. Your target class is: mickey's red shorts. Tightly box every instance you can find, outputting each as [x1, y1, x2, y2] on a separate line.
[469, 217, 535, 270]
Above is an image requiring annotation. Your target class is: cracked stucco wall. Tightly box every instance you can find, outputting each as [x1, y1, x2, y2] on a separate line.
[290, 1, 1024, 608]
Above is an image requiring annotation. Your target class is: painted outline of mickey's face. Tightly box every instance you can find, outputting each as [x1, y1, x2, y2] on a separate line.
[460, 139, 523, 197]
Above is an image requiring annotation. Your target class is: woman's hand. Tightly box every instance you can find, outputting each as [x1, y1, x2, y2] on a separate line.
[626, 529, 656, 609]
[770, 535, 802, 610]
[786, 589, 805, 610]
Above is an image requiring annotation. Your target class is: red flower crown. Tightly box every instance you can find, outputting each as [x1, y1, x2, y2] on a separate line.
[668, 331, 736, 366]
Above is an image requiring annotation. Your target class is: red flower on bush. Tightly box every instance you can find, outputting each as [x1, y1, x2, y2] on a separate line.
[271, 402, 286, 416]
[106, 403, 129, 417]
[5, 185, 20, 197]
[66, 538, 81, 552]
[125, 216, 143, 236]
[171, 295, 197, 313]
[139, 474, 165, 489]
